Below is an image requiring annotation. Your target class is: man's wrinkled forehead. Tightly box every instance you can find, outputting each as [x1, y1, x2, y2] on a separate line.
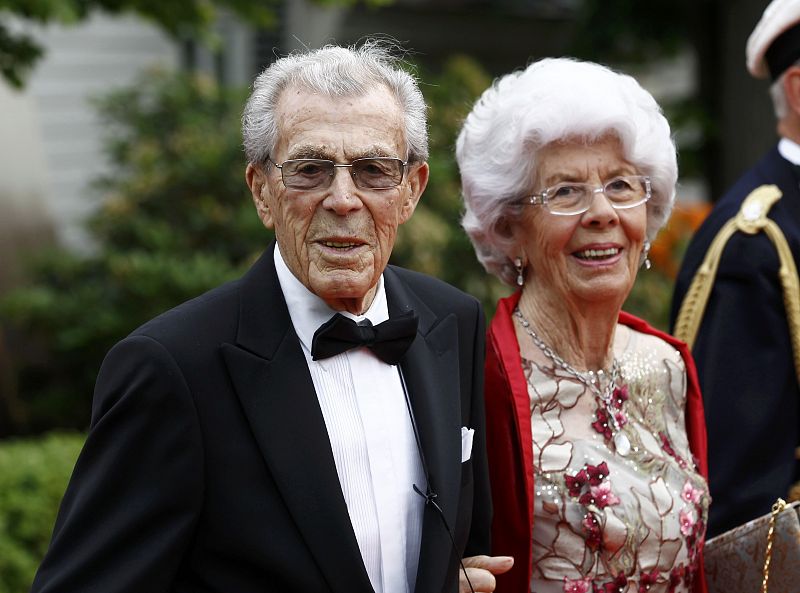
[272, 84, 406, 159]
[285, 143, 401, 161]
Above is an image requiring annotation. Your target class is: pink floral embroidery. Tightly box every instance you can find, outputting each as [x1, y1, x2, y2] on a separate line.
[658, 432, 675, 456]
[590, 385, 630, 443]
[685, 515, 705, 555]
[659, 432, 688, 469]
[586, 462, 609, 485]
[563, 576, 592, 593]
[579, 481, 621, 509]
[567, 462, 612, 500]
[681, 480, 703, 504]
[613, 385, 629, 407]
[593, 572, 627, 593]
[677, 480, 707, 554]
[593, 481, 621, 508]
[679, 508, 696, 536]
[668, 565, 685, 593]
[591, 408, 613, 440]
[683, 563, 698, 588]
[566, 469, 589, 497]
[638, 569, 659, 592]
[582, 513, 602, 550]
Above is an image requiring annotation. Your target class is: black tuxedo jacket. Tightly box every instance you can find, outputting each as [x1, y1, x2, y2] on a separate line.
[671, 146, 800, 537]
[31, 243, 491, 593]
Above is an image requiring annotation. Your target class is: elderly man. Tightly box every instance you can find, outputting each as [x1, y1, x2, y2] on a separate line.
[672, 0, 800, 537]
[30, 42, 510, 593]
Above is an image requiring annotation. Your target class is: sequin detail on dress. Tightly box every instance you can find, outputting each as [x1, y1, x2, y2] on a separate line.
[525, 329, 709, 593]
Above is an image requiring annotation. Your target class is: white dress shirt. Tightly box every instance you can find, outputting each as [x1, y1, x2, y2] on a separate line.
[778, 136, 800, 165]
[274, 245, 425, 593]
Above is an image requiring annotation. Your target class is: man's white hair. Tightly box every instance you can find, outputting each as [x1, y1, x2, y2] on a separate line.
[456, 57, 678, 286]
[768, 60, 800, 119]
[242, 39, 429, 165]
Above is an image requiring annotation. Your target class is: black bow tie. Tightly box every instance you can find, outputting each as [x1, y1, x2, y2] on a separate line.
[311, 310, 418, 365]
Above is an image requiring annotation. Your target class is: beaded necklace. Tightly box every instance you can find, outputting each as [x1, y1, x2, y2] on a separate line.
[514, 306, 631, 455]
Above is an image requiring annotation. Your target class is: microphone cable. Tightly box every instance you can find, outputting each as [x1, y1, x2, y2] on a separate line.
[397, 367, 476, 593]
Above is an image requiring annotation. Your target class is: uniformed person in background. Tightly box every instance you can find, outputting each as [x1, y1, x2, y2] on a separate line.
[672, 0, 800, 537]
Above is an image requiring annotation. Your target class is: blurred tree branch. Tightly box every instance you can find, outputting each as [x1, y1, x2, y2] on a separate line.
[0, 0, 281, 88]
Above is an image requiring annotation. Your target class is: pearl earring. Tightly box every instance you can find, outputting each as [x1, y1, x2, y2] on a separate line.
[642, 240, 652, 270]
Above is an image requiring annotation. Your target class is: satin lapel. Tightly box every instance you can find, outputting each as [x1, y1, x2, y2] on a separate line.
[220, 244, 373, 593]
[384, 268, 462, 592]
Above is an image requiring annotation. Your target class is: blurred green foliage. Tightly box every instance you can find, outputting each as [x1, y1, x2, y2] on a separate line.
[627, 202, 711, 330]
[624, 267, 675, 332]
[0, 432, 84, 593]
[0, 0, 280, 87]
[571, 0, 690, 65]
[393, 56, 509, 314]
[0, 71, 265, 434]
[567, 0, 710, 187]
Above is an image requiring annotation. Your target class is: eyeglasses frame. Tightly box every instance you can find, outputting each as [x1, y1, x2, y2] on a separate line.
[525, 175, 652, 216]
[266, 155, 410, 191]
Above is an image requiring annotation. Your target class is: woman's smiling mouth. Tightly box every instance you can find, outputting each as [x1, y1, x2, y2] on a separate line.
[574, 247, 621, 261]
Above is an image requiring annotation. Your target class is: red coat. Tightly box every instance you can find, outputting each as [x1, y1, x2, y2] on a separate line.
[485, 292, 709, 593]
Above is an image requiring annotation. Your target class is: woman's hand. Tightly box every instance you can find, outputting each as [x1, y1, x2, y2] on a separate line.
[459, 555, 514, 592]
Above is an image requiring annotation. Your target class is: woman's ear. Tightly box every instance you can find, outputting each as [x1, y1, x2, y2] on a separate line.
[495, 216, 515, 240]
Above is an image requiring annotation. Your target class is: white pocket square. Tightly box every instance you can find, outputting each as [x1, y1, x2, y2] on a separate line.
[461, 427, 474, 463]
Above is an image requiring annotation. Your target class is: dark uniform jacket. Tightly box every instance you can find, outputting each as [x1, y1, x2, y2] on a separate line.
[671, 145, 800, 537]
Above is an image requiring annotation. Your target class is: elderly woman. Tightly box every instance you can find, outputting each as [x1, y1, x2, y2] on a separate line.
[456, 58, 710, 593]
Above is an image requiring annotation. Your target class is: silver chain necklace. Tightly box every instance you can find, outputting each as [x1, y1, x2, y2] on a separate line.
[514, 307, 631, 456]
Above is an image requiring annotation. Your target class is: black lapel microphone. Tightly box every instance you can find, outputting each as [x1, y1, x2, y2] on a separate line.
[397, 368, 475, 593]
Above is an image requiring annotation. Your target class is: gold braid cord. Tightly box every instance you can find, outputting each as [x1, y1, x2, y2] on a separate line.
[673, 217, 741, 350]
[674, 185, 800, 503]
[674, 184, 800, 378]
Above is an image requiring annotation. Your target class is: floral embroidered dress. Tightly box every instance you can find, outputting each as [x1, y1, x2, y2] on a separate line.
[524, 323, 710, 593]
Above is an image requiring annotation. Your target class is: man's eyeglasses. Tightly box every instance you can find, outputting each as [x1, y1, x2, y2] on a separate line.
[267, 156, 408, 191]
[525, 175, 652, 216]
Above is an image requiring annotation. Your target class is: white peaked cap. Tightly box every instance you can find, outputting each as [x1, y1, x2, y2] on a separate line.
[747, 0, 800, 79]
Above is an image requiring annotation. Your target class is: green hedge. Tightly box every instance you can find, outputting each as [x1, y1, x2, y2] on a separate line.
[0, 433, 84, 593]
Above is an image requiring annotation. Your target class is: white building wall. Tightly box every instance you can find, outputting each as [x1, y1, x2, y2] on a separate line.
[0, 13, 179, 260]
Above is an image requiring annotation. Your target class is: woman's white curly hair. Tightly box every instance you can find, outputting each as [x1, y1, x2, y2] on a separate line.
[456, 57, 678, 286]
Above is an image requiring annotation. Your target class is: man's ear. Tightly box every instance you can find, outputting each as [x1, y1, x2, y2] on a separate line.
[399, 161, 429, 223]
[246, 163, 274, 229]
[783, 67, 800, 116]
